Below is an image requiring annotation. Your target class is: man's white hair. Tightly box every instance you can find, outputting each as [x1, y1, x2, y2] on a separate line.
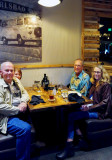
[74, 59, 84, 66]
[1, 61, 14, 71]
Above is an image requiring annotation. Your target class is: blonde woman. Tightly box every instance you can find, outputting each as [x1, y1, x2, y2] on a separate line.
[56, 65, 111, 160]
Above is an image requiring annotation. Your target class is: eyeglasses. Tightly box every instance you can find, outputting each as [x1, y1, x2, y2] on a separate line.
[74, 65, 82, 67]
[93, 71, 101, 74]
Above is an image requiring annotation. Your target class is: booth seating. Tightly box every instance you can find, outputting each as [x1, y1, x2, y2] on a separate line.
[1, 85, 112, 159]
[83, 84, 112, 150]
[84, 118, 112, 150]
[0, 125, 37, 159]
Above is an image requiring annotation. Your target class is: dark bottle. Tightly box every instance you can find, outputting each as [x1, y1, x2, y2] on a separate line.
[41, 74, 49, 90]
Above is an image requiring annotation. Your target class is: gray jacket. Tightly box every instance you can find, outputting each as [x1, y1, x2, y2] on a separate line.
[0, 77, 29, 134]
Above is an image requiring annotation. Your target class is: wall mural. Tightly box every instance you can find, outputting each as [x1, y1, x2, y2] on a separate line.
[0, 9, 42, 63]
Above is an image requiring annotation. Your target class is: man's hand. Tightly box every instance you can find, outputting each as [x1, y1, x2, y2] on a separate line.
[18, 102, 27, 112]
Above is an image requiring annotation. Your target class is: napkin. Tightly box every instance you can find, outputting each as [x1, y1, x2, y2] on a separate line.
[68, 91, 81, 97]
[68, 93, 85, 104]
[29, 95, 45, 105]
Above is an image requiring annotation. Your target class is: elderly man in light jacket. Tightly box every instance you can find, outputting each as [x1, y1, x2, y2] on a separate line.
[0, 61, 31, 160]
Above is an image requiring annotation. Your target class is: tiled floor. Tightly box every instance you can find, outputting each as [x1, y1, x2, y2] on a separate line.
[31, 145, 112, 160]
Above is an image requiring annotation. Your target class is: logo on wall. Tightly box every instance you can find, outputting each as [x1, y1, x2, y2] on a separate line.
[0, 1, 42, 63]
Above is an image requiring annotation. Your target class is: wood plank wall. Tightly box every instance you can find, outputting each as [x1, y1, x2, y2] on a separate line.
[82, 0, 112, 62]
[14, 64, 74, 69]
[84, 63, 112, 77]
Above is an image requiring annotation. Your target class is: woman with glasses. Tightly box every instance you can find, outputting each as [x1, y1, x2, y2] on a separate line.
[56, 65, 112, 160]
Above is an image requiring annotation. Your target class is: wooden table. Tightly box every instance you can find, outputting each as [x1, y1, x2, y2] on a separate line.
[26, 87, 92, 144]
[26, 87, 92, 111]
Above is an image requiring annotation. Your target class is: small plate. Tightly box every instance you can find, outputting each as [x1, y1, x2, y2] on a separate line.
[48, 98, 55, 102]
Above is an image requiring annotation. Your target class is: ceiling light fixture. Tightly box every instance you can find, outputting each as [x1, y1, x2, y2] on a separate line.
[38, 0, 63, 7]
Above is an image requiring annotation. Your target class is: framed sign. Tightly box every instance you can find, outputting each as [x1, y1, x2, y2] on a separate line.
[0, 8, 42, 63]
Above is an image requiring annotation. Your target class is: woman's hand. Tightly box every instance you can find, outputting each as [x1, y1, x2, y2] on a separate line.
[81, 105, 89, 111]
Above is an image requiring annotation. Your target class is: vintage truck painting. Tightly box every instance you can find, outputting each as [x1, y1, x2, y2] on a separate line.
[0, 16, 42, 46]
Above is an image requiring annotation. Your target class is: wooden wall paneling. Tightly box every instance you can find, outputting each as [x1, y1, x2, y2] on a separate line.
[83, 64, 93, 76]
[84, 22, 99, 29]
[14, 64, 74, 69]
[81, 0, 112, 62]
[84, 44, 99, 49]
[85, 9, 112, 18]
[84, 63, 112, 76]
[84, 57, 99, 62]
[85, 16, 100, 21]
[84, 36, 100, 41]
[84, 0, 112, 4]
[81, 0, 85, 60]
[84, 2, 112, 10]
[84, 31, 100, 36]
[84, 40, 99, 44]
[84, 31, 100, 37]
[82, 0, 100, 62]
[84, 50, 99, 57]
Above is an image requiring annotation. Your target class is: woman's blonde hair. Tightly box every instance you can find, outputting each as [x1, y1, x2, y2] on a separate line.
[91, 65, 110, 84]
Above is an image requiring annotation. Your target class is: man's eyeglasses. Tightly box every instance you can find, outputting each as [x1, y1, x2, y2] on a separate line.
[93, 71, 101, 74]
[74, 65, 82, 67]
